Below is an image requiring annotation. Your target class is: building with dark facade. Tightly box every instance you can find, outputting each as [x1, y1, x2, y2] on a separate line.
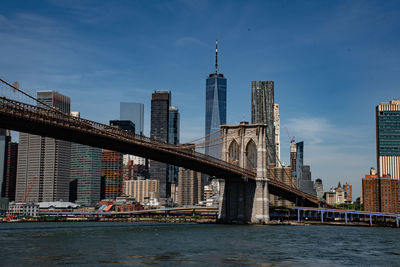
[376, 100, 400, 179]
[299, 165, 317, 196]
[16, 91, 71, 202]
[251, 81, 275, 165]
[120, 102, 144, 135]
[205, 40, 227, 160]
[101, 149, 123, 200]
[0, 129, 11, 198]
[168, 106, 180, 185]
[71, 143, 101, 206]
[150, 91, 170, 199]
[3, 142, 18, 201]
[295, 141, 304, 182]
[110, 120, 135, 134]
[70, 112, 102, 206]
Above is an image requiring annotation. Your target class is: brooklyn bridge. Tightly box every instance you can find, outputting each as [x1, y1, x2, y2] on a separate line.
[0, 78, 320, 224]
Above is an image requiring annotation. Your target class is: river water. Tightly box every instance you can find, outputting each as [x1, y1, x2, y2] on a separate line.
[0, 222, 399, 266]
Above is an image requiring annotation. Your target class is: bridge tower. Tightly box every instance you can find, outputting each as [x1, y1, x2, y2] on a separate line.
[218, 122, 269, 224]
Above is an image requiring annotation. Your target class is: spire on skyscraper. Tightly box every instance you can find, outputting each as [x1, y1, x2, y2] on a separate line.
[215, 39, 218, 74]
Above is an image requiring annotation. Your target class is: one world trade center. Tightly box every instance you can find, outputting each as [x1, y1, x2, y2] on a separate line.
[205, 40, 227, 159]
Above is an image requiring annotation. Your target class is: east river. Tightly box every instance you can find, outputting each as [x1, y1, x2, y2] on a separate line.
[1, 222, 400, 266]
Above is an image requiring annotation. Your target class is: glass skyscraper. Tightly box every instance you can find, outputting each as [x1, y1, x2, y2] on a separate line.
[150, 91, 171, 199]
[205, 40, 227, 159]
[376, 100, 400, 179]
[295, 141, 304, 182]
[71, 143, 101, 206]
[69, 112, 101, 206]
[120, 102, 144, 135]
[168, 106, 180, 185]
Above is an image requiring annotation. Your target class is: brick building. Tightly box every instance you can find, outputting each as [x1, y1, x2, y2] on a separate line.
[362, 170, 400, 213]
[101, 149, 123, 200]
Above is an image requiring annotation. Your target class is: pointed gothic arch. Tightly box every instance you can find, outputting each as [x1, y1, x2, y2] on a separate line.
[245, 139, 257, 171]
[228, 140, 240, 165]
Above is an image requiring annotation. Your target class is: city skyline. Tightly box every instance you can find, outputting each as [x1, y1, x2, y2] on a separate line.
[1, 1, 400, 197]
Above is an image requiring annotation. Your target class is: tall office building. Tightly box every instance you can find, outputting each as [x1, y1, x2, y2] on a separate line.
[205, 40, 227, 159]
[150, 91, 170, 199]
[16, 91, 71, 202]
[71, 143, 101, 205]
[119, 103, 146, 176]
[295, 141, 304, 182]
[376, 100, 400, 179]
[70, 112, 101, 206]
[299, 165, 316, 196]
[101, 149, 123, 199]
[3, 142, 18, 201]
[274, 104, 281, 167]
[168, 106, 180, 185]
[290, 143, 297, 177]
[251, 81, 275, 165]
[0, 130, 11, 198]
[120, 102, 144, 135]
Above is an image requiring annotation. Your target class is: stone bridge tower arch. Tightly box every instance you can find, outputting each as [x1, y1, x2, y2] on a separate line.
[219, 122, 269, 224]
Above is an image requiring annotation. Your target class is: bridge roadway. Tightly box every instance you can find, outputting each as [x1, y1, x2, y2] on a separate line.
[0, 97, 319, 207]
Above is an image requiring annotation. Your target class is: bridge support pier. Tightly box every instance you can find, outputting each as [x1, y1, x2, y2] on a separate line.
[218, 179, 269, 224]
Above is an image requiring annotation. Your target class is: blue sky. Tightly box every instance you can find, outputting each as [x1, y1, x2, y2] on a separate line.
[1, 0, 399, 197]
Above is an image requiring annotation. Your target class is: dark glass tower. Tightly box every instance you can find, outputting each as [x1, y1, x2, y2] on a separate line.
[295, 141, 304, 183]
[120, 102, 144, 135]
[150, 91, 171, 199]
[0, 130, 11, 198]
[168, 106, 180, 185]
[205, 40, 227, 159]
[110, 120, 135, 134]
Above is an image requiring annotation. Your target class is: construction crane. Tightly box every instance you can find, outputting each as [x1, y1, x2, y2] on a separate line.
[4, 176, 37, 221]
[285, 127, 295, 144]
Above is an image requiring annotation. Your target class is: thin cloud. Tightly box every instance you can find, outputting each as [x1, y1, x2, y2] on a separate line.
[281, 116, 375, 197]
